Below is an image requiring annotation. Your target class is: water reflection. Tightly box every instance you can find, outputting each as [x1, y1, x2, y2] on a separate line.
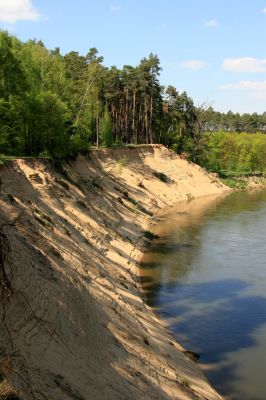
[139, 189, 266, 400]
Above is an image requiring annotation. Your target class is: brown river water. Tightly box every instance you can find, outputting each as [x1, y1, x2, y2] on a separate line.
[140, 189, 266, 400]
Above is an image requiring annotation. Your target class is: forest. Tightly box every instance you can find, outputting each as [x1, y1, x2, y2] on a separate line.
[1, 30, 266, 174]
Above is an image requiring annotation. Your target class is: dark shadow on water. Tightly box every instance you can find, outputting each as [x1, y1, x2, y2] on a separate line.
[147, 242, 195, 255]
[146, 278, 266, 400]
[139, 279, 162, 308]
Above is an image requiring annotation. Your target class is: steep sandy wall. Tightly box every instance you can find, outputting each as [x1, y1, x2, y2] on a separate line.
[0, 145, 227, 400]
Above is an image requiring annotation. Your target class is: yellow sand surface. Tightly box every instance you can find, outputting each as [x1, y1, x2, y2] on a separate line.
[0, 145, 227, 399]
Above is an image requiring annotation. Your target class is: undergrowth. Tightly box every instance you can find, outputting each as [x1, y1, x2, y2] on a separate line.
[221, 178, 248, 190]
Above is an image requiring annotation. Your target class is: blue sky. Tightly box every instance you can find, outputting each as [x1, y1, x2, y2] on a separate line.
[1, 0, 266, 114]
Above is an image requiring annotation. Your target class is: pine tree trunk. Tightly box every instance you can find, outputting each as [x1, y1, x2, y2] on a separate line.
[132, 89, 136, 143]
[144, 96, 149, 144]
[149, 93, 153, 144]
[125, 87, 128, 141]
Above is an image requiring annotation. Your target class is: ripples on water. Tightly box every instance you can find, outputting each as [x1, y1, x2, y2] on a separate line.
[140, 189, 266, 400]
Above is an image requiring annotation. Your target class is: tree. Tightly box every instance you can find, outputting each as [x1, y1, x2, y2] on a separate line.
[2, 28, 266, 161]
[138, 54, 162, 144]
[20, 39, 68, 98]
[7, 91, 68, 156]
[100, 109, 113, 147]
[161, 87, 198, 152]
[0, 31, 25, 99]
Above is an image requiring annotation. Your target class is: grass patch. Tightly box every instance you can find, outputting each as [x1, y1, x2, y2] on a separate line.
[33, 208, 53, 227]
[116, 155, 128, 173]
[221, 178, 247, 190]
[219, 170, 263, 178]
[153, 171, 171, 183]
[126, 196, 153, 216]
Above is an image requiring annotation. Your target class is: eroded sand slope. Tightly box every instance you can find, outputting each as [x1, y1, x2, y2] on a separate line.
[0, 145, 227, 399]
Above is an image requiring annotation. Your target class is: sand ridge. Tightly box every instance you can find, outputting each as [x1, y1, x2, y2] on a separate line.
[0, 145, 227, 399]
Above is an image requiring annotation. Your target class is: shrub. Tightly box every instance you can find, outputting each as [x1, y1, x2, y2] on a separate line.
[143, 230, 159, 240]
[153, 171, 171, 183]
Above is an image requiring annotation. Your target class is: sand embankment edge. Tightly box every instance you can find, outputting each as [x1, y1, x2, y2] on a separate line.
[0, 145, 228, 399]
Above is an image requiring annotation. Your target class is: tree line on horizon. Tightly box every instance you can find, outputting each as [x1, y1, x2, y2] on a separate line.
[1, 30, 266, 165]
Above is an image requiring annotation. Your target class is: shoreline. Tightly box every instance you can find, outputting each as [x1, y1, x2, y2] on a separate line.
[1, 145, 230, 399]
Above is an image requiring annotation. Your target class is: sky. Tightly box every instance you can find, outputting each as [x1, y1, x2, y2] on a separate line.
[1, 0, 266, 114]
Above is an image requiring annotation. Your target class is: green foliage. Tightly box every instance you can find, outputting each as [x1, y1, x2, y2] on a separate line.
[20, 39, 68, 97]
[0, 29, 266, 167]
[117, 155, 128, 168]
[7, 91, 69, 156]
[221, 178, 248, 190]
[204, 131, 266, 174]
[100, 109, 113, 147]
[33, 207, 53, 227]
[0, 32, 70, 157]
[201, 106, 266, 133]
[153, 171, 171, 183]
[160, 88, 197, 152]
[0, 31, 26, 99]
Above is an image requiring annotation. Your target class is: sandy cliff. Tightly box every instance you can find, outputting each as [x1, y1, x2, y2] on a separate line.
[0, 145, 227, 400]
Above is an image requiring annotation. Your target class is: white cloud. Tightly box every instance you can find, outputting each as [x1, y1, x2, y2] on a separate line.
[262, 7, 266, 13]
[222, 81, 266, 90]
[222, 57, 266, 73]
[110, 5, 120, 12]
[204, 19, 219, 28]
[221, 80, 266, 101]
[0, 0, 40, 23]
[181, 60, 208, 71]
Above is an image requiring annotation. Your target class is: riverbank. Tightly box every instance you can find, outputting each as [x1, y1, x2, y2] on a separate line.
[209, 172, 266, 191]
[0, 145, 227, 400]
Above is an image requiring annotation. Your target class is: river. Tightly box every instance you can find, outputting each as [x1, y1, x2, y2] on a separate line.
[140, 189, 266, 400]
